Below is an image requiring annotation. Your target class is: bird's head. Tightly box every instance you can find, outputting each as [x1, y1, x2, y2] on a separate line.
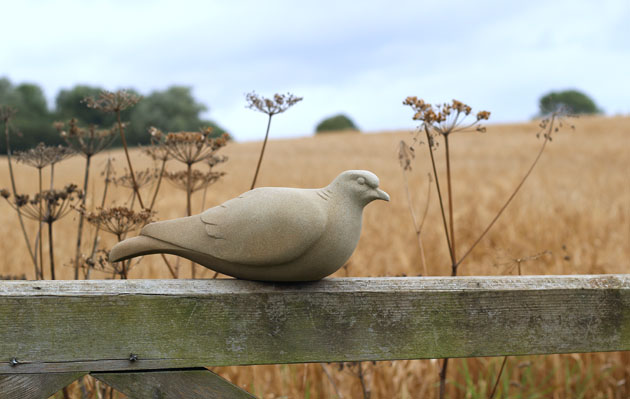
[331, 170, 390, 206]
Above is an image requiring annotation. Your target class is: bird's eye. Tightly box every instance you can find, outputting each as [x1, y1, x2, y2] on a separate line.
[357, 177, 366, 185]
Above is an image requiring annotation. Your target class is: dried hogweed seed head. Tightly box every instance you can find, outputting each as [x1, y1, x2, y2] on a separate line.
[476, 111, 491, 121]
[15, 143, 75, 169]
[55, 119, 117, 157]
[403, 97, 490, 137]
[83, 90, 141, 113]
[535, 111, 573, 140]
[8, 184, 83, 222]
[245, 92, 303, 115]
[85, 207, 154, 237]
[153, 129, 228, 166]
[164, 169, 226, 193]
[143, 127, 171, 162]
[113, 168, 159, 190]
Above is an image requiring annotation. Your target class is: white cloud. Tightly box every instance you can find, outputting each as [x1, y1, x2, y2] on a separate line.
[1, 0, 628, 140]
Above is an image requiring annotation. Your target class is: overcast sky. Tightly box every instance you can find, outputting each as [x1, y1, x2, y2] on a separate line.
[1, 0, 628, 141]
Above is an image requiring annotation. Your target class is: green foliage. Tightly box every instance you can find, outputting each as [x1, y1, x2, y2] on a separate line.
[315, 114, 358, 134]
[127, 86, 226, 144]
[0, 78, 61, 152]
[0, 77, 229, 154]
[539, 89, 601, 115]
[57, 85, 114, 127]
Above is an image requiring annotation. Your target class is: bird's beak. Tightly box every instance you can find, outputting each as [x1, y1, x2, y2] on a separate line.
[375, 188, 390, 202]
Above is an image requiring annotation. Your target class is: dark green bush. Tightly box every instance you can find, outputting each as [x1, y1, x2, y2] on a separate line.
[0, 78, 61, 152]
[315, 114, 358, 133]
[539, 89, 601, 115]
[0, 77, 229, 153]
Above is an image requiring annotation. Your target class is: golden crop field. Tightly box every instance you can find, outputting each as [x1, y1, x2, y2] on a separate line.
[1, 115, 629, 398]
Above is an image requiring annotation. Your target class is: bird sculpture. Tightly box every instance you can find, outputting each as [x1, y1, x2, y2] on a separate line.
[109, 170, 389, 281]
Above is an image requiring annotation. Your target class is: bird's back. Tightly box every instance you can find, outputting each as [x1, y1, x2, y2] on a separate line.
[141, 187, 329, 266]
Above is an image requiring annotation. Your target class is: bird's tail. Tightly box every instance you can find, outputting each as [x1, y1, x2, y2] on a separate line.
[109, 236, 180, 263]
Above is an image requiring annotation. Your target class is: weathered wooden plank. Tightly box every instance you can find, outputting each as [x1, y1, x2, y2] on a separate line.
[92, 368, 255, 399]
[0, 372, 85, 399]
[1, 275, 629, 374]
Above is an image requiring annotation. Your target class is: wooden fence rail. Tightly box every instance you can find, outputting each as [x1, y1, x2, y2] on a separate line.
[1, 275, 629, 398]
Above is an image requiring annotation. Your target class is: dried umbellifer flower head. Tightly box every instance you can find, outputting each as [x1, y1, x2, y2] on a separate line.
[113, 168, 159, 190]
[403, 97, 490, 138]
[245, 92, 303, 116]
[55, 118, 117, 157]
[85, 207, 154, 238]
[15, 143, 75, 169]
[2, 184, 83, 223]
[535, 111, 575, 141]
[144, 127, 171, 162]
[83, 90, 141, 113]
[152, 128, 229, 166]
[164, 169, 226, 193]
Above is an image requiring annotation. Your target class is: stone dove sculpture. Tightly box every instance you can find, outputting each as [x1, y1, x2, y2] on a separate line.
[109, 170, 389, 281]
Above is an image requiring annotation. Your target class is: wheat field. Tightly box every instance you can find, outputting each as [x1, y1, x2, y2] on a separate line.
[1, 115, 629, 398]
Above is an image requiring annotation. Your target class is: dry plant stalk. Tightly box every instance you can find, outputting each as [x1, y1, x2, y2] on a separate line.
[488, 249, 551, 398]
[14, 143, 75, 278]
[148, 128, 228, 278]
[55, 118, 117, 279]
[84, 91, 179, 279]
[84, 206, 154, 279]
[200, 154, 229, 211]
[1, 106, 39, 277]
[245, 92, 302, 189]
[403, 97, 490, 274]
[321, 364, 344, 399]
[81, 157, 115, 280]
[334, 362, 373, 399]
[143, 134, 173, 210]
[113, 167, 160, 209]
[1, 184, 82, 279]
[398, 140, 432, 276]
[402, 97, 571, 399]
[84, 90, 144, 207]
[149, 128, 228, 216]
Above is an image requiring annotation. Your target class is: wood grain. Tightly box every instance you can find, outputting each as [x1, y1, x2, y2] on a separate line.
[92, 368, 255, 399]
[1, 276, 628, 374]
[0, 372, 85, 399]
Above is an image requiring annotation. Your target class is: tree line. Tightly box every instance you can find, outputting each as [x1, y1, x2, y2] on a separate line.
[0, 77, 226, 152]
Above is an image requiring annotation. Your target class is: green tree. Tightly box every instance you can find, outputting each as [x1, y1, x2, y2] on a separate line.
[1, 79, 229, 152]
[127, 86, 227, 144]
[0, 77, 59, 152]
[315, 114, 359, 134]
[55, 85, 139, 127]
[539, 89, 601, 115]
[55, 85, 114, 126]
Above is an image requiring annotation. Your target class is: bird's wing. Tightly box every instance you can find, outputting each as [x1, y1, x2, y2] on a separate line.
[200, 187, 328, 266]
